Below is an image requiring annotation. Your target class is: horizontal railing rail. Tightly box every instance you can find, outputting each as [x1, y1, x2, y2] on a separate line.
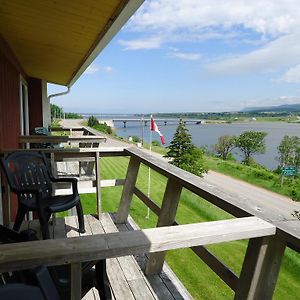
[0, 217, 274, 272]
[19, 135, 107, 144]
[19, 125, 108, 147]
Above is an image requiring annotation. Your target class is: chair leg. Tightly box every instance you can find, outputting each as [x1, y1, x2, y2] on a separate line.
[76, 202, 85, 233]
[13, 206, 27, 232]
[95, 260, 111, 300]
[38, 210, 50, 240]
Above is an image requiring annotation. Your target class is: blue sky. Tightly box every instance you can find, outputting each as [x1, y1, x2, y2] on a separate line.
[49, 0, 300, 114]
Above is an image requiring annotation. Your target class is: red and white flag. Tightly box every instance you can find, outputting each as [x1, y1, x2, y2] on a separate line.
[150, 116, 166, 144]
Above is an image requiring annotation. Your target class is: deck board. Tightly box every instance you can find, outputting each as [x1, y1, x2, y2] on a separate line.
[26, 214, 192, 299]
[117, 214, 193, 300]
[100, 213, 154, 300]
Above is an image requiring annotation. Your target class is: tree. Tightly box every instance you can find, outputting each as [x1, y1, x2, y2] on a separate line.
[277, 135, 300, 167]
[165, 119, 194, 167]
[235, 131, 267, 165]
[213, 135, 236, 160]
[165, 119, 207, 176]
[180, 147, 207, 176]
[87, 115, 99, 127]
[50, 104, 63, 119]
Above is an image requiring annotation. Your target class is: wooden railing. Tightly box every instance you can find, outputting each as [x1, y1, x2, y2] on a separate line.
[113, 147, 300, 299]
[0, 216, 275, 300]
[19, 126, 107, 147]
[1, 127, 300, 299]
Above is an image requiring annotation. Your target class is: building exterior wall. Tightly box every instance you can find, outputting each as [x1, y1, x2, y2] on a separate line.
[0, 37, 22, 150]
[0, 36, 24, 221]
[0, 36, 45, 222]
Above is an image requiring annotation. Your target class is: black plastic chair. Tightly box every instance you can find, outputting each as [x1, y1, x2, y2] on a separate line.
[0, 225, 111, 299]
[1, 151, 85, 239]
[0, 283, 53, 300]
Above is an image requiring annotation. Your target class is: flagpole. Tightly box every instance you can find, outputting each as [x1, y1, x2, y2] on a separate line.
[146, 114, 152, 219]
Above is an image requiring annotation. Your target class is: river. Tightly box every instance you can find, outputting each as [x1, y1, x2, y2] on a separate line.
[111, 120, 300, 170]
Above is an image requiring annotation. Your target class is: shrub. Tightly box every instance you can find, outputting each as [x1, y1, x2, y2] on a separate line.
[93, 123, 112, 135]
[132, 136, 141, 143]
[65, 112, 83, 119]
[152, 140, 160, 147]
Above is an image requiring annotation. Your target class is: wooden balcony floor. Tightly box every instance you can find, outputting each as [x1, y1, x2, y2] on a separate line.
[21, 213, 192, 300]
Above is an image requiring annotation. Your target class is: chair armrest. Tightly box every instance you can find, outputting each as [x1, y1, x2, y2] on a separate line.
[51, 177, 79, 195]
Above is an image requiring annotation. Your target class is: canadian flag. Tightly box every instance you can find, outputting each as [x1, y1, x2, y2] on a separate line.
[150, 116, 166, 145]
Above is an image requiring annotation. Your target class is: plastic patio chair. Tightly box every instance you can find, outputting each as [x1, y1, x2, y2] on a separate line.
[0, 225, 111, 300]
[1, 151, 85, 239]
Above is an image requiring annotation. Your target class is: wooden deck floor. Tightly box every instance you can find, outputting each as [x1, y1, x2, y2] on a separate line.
[23, 213, 192, 300]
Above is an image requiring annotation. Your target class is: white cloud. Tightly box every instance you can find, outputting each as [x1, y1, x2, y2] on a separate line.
[205, 33, 300, 75]
[119, 36, 162, 50]
[121, 1, 300, 79]
[280, 64, 300, 83]
[84, 64, 113, 75]
[129, 1, 300, 37]
[84, 64, 99, 75]
[103, 66, 113, 73]
[169, 51, 201, 61]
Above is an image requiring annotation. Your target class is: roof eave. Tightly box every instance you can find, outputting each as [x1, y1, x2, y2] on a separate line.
[67, 0, 144, 87]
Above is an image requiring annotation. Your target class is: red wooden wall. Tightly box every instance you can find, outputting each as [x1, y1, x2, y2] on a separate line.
[0, 37, 22, 150]
[0, 35, 43, 221]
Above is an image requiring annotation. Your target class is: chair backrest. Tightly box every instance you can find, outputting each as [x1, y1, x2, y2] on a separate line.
[1, 152, 53, 203]
[34, 127, 50, 136]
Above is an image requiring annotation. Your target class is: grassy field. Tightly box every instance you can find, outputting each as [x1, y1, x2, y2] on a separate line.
[80, 156, 300, 300]
[204, 156, 300, 201]
[127, 144, 300, 202]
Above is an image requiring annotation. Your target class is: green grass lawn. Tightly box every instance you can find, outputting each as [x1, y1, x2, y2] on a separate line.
[79, 156, 300, 299]
[205, 156, 300, 201]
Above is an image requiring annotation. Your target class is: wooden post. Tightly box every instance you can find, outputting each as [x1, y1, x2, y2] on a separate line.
[145, 177, 182, 275]
[234, 235, 286, 300]
[71, 262, 82, 300]
[95, 151, 102, 219]
[116, 156, 140, 223]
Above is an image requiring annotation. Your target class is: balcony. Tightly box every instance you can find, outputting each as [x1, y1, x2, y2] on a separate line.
[0, 126, 299, 299]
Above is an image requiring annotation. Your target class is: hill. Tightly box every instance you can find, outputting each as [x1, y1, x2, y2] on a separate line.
[243, 103, 300, 113]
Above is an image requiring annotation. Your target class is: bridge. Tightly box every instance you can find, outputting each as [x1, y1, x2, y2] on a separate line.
[107, 118, 205, 128]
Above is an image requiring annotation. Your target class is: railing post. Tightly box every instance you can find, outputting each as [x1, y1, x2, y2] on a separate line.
[116, 156, 140, 223]
[234, 235, 286, 300]
[71, 262, 82, 300]
[145, 177, 182, 275]
[95, 151, 102, 219]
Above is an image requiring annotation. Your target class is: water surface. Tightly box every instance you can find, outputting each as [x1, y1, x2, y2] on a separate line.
[113, 120, 300, 170]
